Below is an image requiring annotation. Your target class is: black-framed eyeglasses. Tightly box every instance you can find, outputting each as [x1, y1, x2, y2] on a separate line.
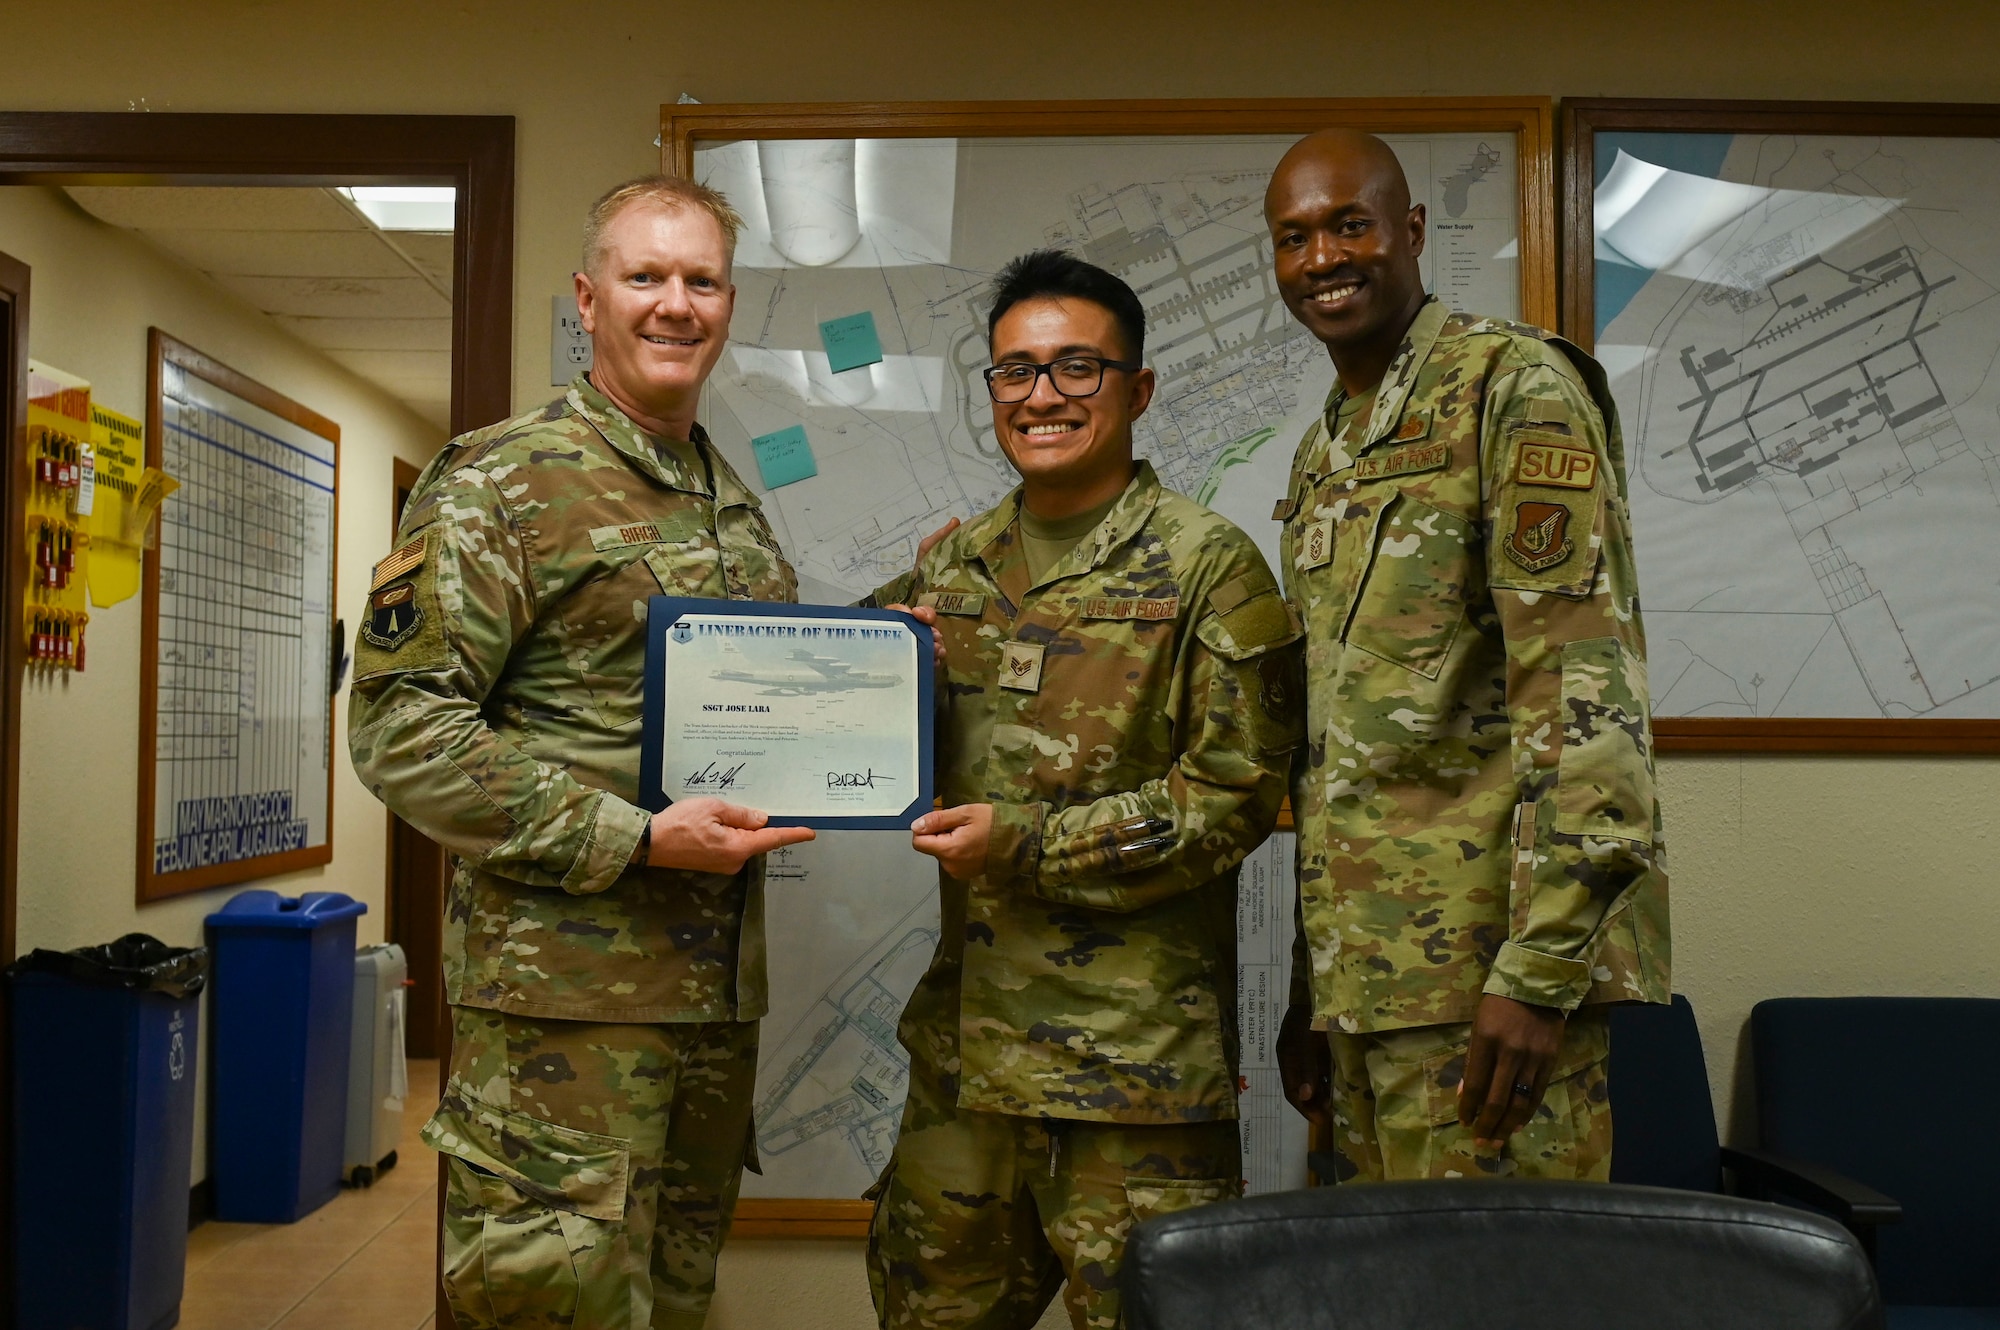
[982, 355, 1141, 403]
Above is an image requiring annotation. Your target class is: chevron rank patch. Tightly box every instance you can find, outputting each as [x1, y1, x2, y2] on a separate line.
[999, 640, 1045, 692]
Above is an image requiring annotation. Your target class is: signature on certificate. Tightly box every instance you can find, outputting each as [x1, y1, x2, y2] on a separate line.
[827, 769, 895, 788]
[684, 760, 748, 791]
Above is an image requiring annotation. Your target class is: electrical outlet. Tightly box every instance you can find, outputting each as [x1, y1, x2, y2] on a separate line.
[551, 295, 593, 386]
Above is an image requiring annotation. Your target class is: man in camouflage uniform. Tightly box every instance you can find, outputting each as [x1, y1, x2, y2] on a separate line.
[1266, 130, 1669, 1182]
[864, 251, 1303, 1329]
[349, 176, 812, 1329]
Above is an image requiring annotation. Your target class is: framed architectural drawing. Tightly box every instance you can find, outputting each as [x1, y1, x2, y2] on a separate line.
[1563, 99, 2000, 752]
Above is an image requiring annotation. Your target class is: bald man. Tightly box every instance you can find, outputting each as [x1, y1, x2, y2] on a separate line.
[1265, 129, 1668, 1182]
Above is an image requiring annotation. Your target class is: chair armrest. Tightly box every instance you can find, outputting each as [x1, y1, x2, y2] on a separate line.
[1720, 1146, 1903, 1227]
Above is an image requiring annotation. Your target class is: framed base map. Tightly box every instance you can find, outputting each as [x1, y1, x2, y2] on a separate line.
[1563, 100, 2000, 751]
[139, 331, 339, 900]
[664, 95, 1555, 1235]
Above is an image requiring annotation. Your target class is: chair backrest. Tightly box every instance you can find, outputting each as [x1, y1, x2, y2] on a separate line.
[1609, 993, 1722, 1192]
[1123, 1180, 1881, 1330]
[1753, 996, 2000, 1308]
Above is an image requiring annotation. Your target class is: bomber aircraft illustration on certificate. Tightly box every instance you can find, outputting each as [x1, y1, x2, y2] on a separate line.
[710, 645, 906, 696]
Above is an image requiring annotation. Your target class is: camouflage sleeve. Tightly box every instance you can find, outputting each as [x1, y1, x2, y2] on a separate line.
[348, 464, 648, 896]
[857, 568, 917, 611]
[1479, 348, 1659, 1010]
[986, 558, 1303, 913]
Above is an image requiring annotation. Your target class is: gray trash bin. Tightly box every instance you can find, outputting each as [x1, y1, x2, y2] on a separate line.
[344, 942, 409, 1187]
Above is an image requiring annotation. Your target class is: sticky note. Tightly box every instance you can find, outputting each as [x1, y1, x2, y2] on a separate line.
[819, 311, 884, 373]
[751, 425, 819, 489]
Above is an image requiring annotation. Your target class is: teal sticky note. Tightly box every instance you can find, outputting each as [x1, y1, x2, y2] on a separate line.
[751, 424, 818, 489]
[820, 311, 884, 373]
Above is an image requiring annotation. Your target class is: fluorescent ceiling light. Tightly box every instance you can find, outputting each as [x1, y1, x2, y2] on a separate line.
[339, 186, 455, 231]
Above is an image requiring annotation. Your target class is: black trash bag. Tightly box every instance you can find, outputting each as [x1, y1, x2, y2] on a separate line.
[5, 933, 209, 998]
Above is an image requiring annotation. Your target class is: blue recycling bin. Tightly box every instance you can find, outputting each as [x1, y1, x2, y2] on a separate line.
[8, 934, 207, 1330]
[206, 890, 368, 1222]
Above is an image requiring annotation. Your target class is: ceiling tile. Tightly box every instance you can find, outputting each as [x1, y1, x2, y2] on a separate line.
[140, 228, 411, 279]
[214, 274, 450, 320]
[274, 316, 454, 352]
[389, 232, 455, 291]
[64, 185, 363, 232]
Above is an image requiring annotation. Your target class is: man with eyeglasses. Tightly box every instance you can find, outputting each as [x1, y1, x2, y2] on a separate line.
[1265, 129, 1667, 1184]
[861, 249, 1302, 1330]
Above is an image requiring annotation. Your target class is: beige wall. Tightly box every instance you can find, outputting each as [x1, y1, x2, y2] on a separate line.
[8, 2, 2000, 1324]
[1, 183, 445, 1177]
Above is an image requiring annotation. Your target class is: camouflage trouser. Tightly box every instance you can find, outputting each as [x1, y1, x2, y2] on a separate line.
[422, 1006, 758, 1330]
[1323, 1008, 1611, 1182]
[867, 1062, 1240, 1330]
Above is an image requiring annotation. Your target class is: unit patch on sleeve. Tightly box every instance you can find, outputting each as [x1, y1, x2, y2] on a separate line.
[361, 582, 425, 650]
[1505, 501, 1574, 572]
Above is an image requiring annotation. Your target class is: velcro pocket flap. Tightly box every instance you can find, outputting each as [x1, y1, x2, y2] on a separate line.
[421, 1088, 629, 1222]
[1196, 574, 1300, 660]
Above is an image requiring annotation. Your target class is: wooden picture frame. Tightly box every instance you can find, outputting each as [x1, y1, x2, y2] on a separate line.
[1562, 99, 2000, 753]
[667, 97, 1556, 329]
[665, 96, 1554, 1239]
[138, 330, 341, 902]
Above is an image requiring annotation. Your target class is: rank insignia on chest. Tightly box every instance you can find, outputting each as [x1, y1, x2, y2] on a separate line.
[361, 582, 424, 650]
[999, 640, 1045, 692]
[1296, 517, 1334, 571]
[1505, 501, 1574, 572]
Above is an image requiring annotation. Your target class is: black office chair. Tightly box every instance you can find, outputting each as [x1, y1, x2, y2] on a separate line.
[1609, 994, 1902, 1257]
[1753, 998, 2000, 1328]
[1122, 1180, 1882, 1330]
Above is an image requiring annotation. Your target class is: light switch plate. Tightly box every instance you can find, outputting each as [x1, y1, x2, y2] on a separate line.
[551, 295, 592, 385]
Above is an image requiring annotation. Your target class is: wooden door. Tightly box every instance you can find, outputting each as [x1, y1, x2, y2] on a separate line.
[387, 456, 448, 1058]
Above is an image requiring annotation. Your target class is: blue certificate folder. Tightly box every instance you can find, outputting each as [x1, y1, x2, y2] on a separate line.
[641, 598, 935, 830]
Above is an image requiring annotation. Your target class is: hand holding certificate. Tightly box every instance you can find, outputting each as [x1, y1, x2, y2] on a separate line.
[640, 598, 936, 829]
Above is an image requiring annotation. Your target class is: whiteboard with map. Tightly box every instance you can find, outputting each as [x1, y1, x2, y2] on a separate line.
[1573, 112, 2000, 744]
[666, 102, 1551, 1214]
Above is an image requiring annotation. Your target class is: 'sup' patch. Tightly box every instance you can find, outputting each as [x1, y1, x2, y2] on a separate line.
[1512, 432, 1599, 491]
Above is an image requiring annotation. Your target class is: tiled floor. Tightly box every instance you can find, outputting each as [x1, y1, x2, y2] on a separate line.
[179, 1059, 441, 1330]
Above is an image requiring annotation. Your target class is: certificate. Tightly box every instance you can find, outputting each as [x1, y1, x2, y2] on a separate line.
[640, 598, 934, 829]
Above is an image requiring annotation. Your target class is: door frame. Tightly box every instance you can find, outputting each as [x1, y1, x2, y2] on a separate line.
[0, 112, 515, 1330]
[0, 243, 29, 1326]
